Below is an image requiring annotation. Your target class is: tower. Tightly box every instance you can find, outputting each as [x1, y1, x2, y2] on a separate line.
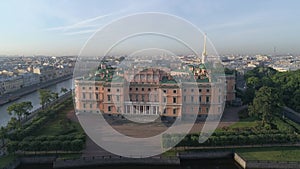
[201, 33, 207, 64]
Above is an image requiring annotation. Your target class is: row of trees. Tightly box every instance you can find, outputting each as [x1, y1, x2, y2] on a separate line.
[5, 88, 65, 130]
[7, 139, 84, 153]
[2, 88, 86, 154]
[163, 131, 300, 148]
[243, 67, 300, 126]
[7, 99, 73, 141]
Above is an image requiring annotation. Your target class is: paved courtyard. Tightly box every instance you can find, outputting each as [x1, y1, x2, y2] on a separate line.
[67, 105, 247, 157]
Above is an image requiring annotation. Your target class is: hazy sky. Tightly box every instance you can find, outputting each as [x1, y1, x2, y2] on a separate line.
[0, 0, 299, 56]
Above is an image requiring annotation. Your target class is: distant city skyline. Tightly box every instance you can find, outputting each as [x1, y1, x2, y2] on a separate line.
[1, 0, 300, 56]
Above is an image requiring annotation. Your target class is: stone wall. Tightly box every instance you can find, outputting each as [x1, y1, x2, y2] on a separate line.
[179, 151, 233, 159]
[20, 156, 56, 164]
[234, 153, 300, 169]
[233, 153, 246, 169]
[247, 160, 300, 169]
[53, 156, 180, 169]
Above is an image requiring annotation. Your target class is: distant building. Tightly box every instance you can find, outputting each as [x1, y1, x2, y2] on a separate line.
[21, 72, 40, 87]
[1, 76, 23, 93]
[33, 66, 56, 82]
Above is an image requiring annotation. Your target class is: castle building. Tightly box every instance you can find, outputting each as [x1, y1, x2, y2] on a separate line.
[74, 35, 236, 120]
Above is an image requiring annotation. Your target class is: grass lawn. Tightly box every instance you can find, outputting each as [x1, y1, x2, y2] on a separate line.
[229, 121, 259, 129]
[0, 154, 17, 168]
[228, 109, 260, 129]
[237, 147, 300, 162]
[31, 103, 83, 136]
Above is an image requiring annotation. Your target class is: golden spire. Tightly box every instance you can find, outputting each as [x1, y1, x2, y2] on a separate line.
[201, 33, 207, 64]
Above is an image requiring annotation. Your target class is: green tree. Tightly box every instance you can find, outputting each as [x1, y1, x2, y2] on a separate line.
[38, 89, 58, 109]
[0, 127, 7, 146]
[7, 101, 33, 124]
[60, 87, 68, 94]
[7, 117, 19, 130]
[247, 76, 261, 89]
[292, 89, 300, 112]
[7, 141, 18, 154]
[248, 86, 282, 126]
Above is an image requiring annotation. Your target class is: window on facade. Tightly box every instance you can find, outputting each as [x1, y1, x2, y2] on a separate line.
[173, 90, 176, 93]
[163, 90, 167, 93]
[163, 97, 166, 103]
[117, 95, 120, 102]
[142, 88, 144, 91]
[117, 88, 120, 92]
[199, 89, 202, 92]
[173, 97, 176, 103]
[199, 96, 202, 102]
[82, 87, 85, 90]
[89, 87, 92, 90]
[142, 95, 144, 101]
[173, 109, 176, 115]
[117, 107, 120, 113]
[130, 88, 132, 91]
[108, 106, 111, 112]
[199, 107, 202, 112]
[136, 88, 138, 91]
[191, 89, 194, 92]
[148, 88, 151, 91]
[90, 104, 92, 108]
[82, 93, 86, 99]
[206, 107, 209, 113]
[207, 89, 210, 92]
[163, 109, 166, 114]
[95, 87, 98, 90]
[206, 96, 210, 103]
[83, 103, 86, 108]
[108, 95, 111, 101]
[89, 93, 92, 99]
[136, 95, 138, 101]
[95, 94, 99, 100]
[191, 96, 194, 102]
[183, 89, 186, 92]
[108, 88, 111, 92]
[183, 96, 186, 102]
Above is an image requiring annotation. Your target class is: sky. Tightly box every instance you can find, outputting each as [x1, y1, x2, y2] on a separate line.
[0, 0, 300, 56]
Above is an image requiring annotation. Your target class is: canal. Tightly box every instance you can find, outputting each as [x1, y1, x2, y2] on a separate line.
[0, 78, 73, 127]
[16, 159, 242, 169]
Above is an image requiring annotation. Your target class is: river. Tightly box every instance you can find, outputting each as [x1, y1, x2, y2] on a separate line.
[0, 78, 73, 127]
[16, 159, 242, 169]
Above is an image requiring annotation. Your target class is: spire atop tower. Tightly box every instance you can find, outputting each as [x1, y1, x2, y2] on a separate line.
[201, 33, 207, 63]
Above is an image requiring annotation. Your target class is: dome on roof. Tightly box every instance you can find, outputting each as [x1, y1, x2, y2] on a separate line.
[199, 63, 206, 69]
